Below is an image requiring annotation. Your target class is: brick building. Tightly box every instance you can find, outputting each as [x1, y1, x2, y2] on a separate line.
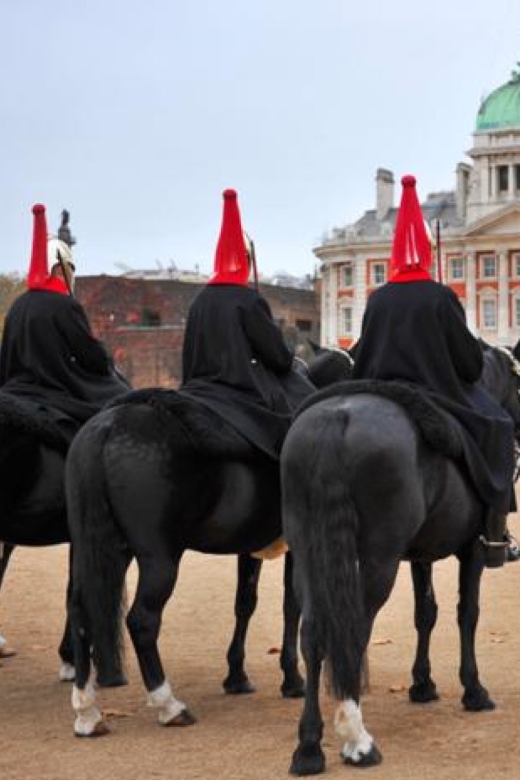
[75, 275, 320, 388]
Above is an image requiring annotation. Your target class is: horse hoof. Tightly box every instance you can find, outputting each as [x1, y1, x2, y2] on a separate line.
[342, 743, 383, 767]
[165, 708, 197, 726]
[281, 683, 305, 699]
[409, 682, 439, 703]
[0, 645, 17, 659]
[75, 720, 110, 738]
[289, 746, 326, 775]
[462, 689, 496, 711]
[223, 677, 256, 695]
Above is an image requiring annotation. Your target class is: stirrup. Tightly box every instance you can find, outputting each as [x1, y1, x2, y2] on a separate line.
[479, 535, 508, 568]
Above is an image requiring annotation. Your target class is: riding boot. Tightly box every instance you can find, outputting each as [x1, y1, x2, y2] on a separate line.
[480, 508, 508, 568]
[505, 530, 520, 562]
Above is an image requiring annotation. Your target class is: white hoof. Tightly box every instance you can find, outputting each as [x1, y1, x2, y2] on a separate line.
[72, 682, 105, 737]
[147, 680, 187, 725]
[335, 699, 379, 765]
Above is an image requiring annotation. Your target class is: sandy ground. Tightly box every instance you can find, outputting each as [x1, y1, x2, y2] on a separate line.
[0, 515, 519, 780]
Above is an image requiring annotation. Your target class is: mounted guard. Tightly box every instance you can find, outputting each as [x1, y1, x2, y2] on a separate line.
[352, 175, 517, 567]
[0, 204, 130, 438]
[181, 188, 315, 459]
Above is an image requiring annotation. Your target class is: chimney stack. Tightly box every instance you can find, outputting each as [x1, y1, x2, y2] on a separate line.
[456, 162, 471, 220]
[376, 168, 394, 220]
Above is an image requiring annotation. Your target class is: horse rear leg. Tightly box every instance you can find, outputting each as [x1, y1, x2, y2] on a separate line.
[409, 561, 439, 703]
[69, 547, 131, 737]
[127, 554, 195, 726]
[0, 542, 15, 589]
[69, 592, 108, 737]
[0, 543, 16, 659]
[57, 615, 75, 682]
[58, 547, 75, 682]
[290, 617, 325, 776]
[280, 551, 304, 698]
[223, 553, 262, 694]
[457, 544, 494, 710]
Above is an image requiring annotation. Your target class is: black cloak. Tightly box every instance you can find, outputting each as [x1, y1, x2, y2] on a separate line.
[181, 284, 315, 458]
[352, 279, 515, 512]
[0, 289, 130, 429]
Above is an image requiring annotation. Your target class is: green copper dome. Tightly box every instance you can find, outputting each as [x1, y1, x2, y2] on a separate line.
[476, 66, 520, 131]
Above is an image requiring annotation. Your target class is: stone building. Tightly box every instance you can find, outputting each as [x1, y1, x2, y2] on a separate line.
[75, 275, 320, 388]
[315, 65, 520, 349]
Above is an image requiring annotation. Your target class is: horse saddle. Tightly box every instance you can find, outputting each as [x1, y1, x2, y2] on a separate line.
[109, 388, 260, 460]
[0, 390, 74, 453]
[298, 379, 463, 460]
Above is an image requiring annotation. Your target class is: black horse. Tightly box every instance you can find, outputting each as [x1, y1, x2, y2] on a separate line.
[65, 349, 353, 736]
[281, 342, 520, 775]
[0, 349, 346, 683]
[0, 392, 76, 677]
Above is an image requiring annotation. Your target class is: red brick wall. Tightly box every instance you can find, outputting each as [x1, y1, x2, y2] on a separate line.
[75, 276, 319, 388]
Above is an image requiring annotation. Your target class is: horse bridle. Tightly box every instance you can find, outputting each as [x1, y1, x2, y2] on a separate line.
[293, 355, 310, 372]
[323, 345, 355, 367]
[294, 346, 354, 375]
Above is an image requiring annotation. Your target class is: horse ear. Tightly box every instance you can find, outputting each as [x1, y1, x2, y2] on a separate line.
[512, 340, 520, 362]
[307, 339, 323, 355]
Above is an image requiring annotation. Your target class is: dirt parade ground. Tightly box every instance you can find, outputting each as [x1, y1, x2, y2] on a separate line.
[1, 514, 519, 780]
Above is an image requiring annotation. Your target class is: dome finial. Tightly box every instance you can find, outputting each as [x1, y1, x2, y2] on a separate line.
[510, 62, 520, 83]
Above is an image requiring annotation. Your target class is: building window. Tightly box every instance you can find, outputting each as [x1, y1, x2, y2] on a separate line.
[449, 257, 464, 280]
[516, 165, 520, 191]
[296, 319, 312, 333]
[342, 264, 353, 287]
[371, 262, 386, 286]
[515, 297, 520, 327]
[512, 252, 520, 278]
[480, 254, 496, 279]
[497, 165, 509, 192]
[481, 298, 497, 329]
[141, 308, 161, 327]
[341, 307, 353, 335]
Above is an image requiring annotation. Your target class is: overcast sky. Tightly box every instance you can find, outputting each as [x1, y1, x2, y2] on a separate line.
[2, 0, 520, 280]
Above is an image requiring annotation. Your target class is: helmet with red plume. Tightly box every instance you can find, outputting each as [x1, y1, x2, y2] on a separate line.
[389, 175, 433, 282]
[208, 189, 250, 286]
[26, 204, 74, 294]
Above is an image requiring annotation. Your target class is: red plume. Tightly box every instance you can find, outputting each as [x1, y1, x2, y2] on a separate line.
[27, 204, 49, 289]
[208, 189, 249, 286]
[390, 175, 433, 282]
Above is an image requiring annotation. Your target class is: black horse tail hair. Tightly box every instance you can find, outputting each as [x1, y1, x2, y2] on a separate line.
[285, 405, 365, 701]
[66, 417, 127, 687]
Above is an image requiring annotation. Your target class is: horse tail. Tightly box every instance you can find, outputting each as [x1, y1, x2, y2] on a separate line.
[66, 415, 127, 686]
[283, 405, 365, 700]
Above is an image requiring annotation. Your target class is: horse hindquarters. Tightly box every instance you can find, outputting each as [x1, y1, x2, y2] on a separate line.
[68, 405, 196, 734]
[282, 404, 380, 774]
